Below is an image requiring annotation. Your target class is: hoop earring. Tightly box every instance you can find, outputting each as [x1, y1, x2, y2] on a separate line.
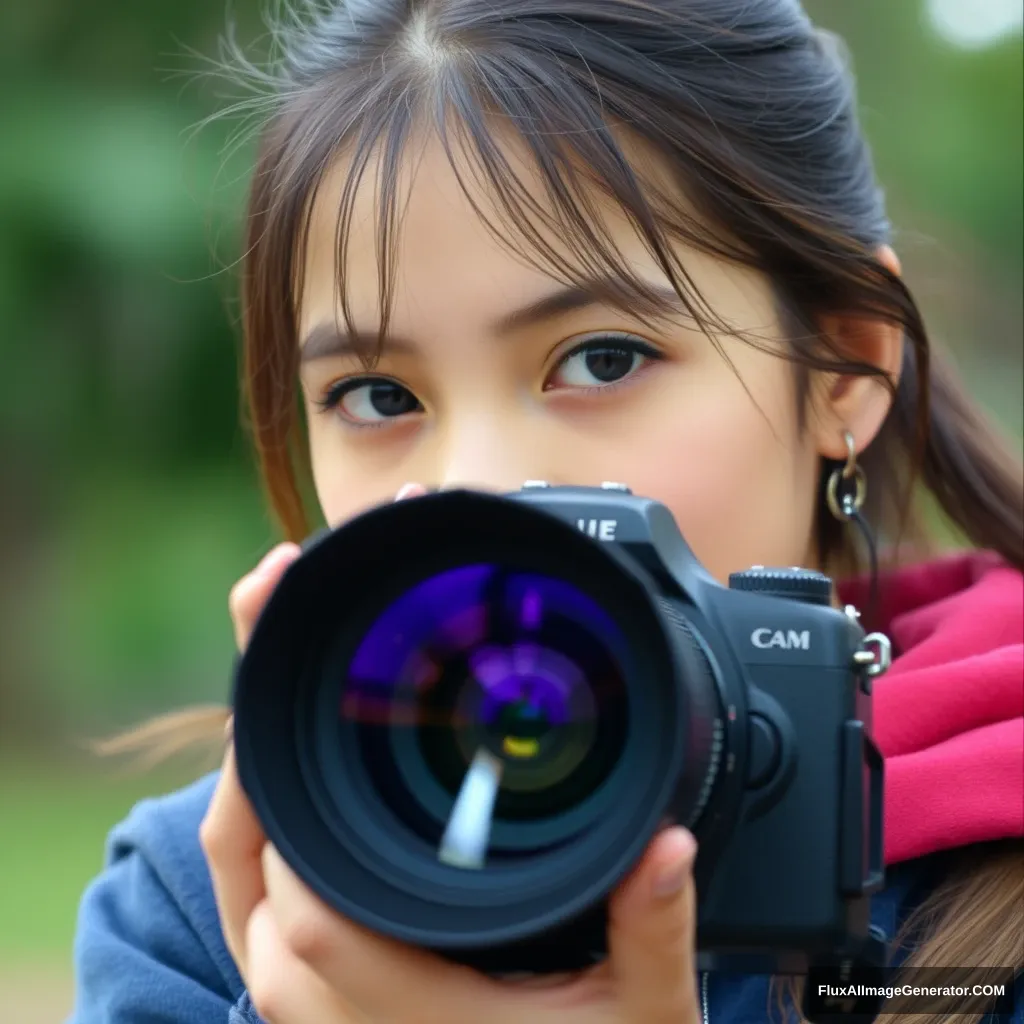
[825, 429, 882, 628]
[826, 429, 867, 522]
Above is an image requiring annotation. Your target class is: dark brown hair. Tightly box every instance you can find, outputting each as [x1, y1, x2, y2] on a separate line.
[116, 1, 1024, 1018]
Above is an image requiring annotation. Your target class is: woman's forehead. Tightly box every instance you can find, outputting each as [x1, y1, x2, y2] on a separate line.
[297, 128, 742, 335]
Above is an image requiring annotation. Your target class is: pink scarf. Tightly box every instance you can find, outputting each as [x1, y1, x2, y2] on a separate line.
[839, 552, 1024, 863]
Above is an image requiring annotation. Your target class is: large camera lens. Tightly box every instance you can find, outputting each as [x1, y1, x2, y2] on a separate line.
[233, 489, 721, 972]
[340, 565, 628, 835]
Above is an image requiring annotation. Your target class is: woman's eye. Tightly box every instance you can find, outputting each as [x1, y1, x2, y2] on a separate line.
[318, 378, 423, 426]
[547, 337, 661, 391]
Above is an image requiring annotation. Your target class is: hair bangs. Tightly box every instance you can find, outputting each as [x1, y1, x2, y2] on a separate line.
[288, 54, 787, 373]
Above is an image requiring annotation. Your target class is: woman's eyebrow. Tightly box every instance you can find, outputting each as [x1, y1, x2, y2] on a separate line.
[490, 275, 685, 333]
[299, 275, 685, 363]
[299, 323, 416, 364]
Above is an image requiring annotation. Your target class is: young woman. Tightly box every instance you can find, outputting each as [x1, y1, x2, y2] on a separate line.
[69, 1, 1023, 1022]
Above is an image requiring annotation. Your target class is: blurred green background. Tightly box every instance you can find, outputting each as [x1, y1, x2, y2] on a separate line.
[0, 0, 1021, 1018]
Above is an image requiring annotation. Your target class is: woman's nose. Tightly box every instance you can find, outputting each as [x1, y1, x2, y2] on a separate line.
[434, 419, 549, 497]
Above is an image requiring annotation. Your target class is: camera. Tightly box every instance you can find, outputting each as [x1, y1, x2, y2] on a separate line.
[232, 483, 890, 979]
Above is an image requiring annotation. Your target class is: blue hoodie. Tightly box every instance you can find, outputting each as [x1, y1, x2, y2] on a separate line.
[66, 771, 1020, 1024]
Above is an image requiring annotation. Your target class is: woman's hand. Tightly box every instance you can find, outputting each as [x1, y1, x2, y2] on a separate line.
[201, 485, 702, 1024]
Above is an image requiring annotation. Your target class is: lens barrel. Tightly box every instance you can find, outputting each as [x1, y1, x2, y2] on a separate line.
[233, 489, 720, 971]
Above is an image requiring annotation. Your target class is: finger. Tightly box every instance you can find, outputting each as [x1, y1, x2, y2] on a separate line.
[229, 543, 302, 650]
[262, 843, 524, 1024]
[245, 899, 356, 1024]
[198, 743, 268, 975]
[607, 827, 699, 1024]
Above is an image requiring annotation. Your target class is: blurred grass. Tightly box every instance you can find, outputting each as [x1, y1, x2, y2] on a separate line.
[0, 760, 203, 962]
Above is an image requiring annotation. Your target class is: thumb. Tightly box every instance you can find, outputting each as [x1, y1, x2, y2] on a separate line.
[229, 542, 302, 651]
[607, 827, 700, 1024]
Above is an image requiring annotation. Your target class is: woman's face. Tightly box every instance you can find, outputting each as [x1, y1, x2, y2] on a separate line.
[297, 135, 824, 585]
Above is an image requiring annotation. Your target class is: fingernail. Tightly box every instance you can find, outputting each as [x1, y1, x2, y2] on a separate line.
[652, 862, 688, 899]
[254, 543, 300, 578]
[652, 829, 697, 899]
[395, 482, 425, 500]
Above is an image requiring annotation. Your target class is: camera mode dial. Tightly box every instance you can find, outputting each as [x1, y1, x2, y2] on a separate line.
[728, 566, 832, 606]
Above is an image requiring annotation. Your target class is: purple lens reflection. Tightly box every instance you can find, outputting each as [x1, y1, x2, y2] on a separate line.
[347, 564, 494, 689]
[341, 565, 632, 821]
[470, 645, 582, 727]
[345, 564, 626, 708]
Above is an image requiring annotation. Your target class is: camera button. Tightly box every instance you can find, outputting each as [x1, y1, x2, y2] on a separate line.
[747, 713, 781, 789]
[729, 567, 832, 605]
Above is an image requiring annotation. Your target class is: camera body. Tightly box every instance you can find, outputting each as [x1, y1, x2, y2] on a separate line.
[232, 482, 889, 983]
[506, 482, 886, 974]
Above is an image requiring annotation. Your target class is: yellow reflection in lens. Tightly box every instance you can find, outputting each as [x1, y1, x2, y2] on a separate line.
[502, 736, 540, 759]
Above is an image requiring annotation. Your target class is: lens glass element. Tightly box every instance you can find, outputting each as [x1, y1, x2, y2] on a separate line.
[342, 564, 630, 824]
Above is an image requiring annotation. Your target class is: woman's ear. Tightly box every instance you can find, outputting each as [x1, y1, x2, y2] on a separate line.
[811, 244, 906, 461]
